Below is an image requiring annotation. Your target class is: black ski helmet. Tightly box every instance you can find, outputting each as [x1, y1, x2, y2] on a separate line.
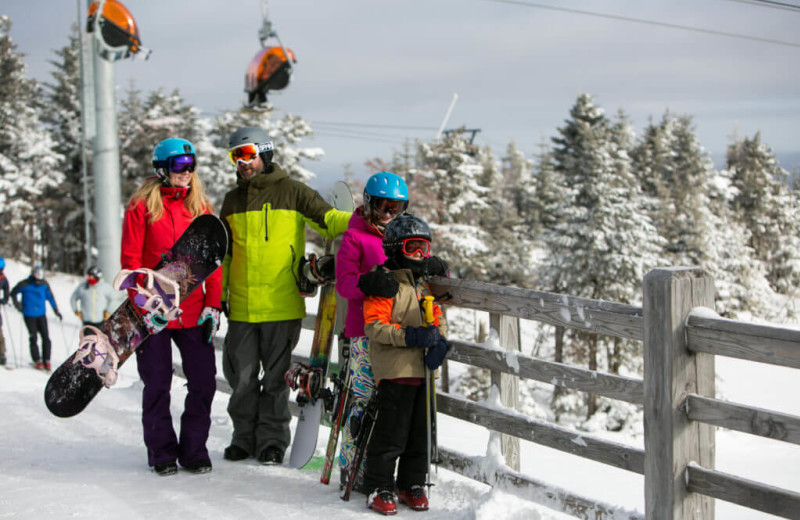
[383, 214, 432, 277]
[228, 126, 274, 165]
[86, 266, 103, 279]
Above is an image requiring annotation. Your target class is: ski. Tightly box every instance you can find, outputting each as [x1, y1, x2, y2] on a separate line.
[340, 390, 379, 501]
[320, 338, 351, 484]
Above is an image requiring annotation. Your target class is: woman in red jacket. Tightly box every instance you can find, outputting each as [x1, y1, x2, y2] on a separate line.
[121, 138, 222, 477]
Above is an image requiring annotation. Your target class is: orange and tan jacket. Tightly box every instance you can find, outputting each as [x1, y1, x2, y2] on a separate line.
[363, 269, 446, 382]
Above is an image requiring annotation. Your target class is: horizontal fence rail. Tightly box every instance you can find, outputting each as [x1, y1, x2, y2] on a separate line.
[429, 278, 644, 341]
[686, 312, 800, 369]
[438, 392, 644, 474]
[449, 339, 644, 404]
[686, 394, 800, 445]
[438, 447, 645, 520]
[686, 462, 800, 519]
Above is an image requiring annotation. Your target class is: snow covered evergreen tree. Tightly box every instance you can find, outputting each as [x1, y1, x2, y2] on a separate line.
[633, 113, 770, 316]
[118, 87, 205, 202]
[409, 131, 489, 279]
[545, 94, 662, 421]
[727, 133, 800, 295]
[0, 16, 64, 265]
[41, 26, 87, 273]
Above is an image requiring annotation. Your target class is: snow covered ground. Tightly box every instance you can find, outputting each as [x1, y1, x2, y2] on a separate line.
[1, 258, 799, 519]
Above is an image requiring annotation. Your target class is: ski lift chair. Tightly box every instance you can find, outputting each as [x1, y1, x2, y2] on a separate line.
[245, 46, 296, 107]
[87, 0, 149, 61]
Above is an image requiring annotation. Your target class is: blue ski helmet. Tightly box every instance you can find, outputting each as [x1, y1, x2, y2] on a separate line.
[152, 138, 196, 184]
[0, 257, 5, 270]
[364, 172, 408, 204]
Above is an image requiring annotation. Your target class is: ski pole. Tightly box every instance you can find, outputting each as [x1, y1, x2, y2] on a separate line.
[2, 305, 19, 368]
[421, 296, 436, 494]
[57, 317, 70, 358]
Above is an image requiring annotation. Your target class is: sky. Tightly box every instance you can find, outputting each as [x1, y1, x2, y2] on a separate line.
[2, 257, 800, 519]
[4, 0, 800, 191]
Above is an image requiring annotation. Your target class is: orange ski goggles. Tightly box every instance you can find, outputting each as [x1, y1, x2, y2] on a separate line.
[228, 142, 273, 165]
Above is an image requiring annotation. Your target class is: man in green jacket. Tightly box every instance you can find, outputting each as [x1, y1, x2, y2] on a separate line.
[220, 126, 351, 465]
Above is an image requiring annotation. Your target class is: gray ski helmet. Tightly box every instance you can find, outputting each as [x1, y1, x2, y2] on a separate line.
[228, 126, 274, 164]
[383, 214, 432, 259]
[32, 264, 44, 280]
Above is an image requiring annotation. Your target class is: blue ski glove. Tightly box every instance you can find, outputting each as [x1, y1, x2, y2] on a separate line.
[405, 325, 440, 348]
[425, 337, 451, 370]
[197, 307, 221, 343]
[358, 270, 399, 298]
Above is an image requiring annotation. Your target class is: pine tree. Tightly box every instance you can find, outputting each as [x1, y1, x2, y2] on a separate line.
[41, 25, 87, 273]
[0, 16, 64, 265]
[411, 131, 490, 279]
[727, 132, 800, 294]
[545, 94, 662, 421]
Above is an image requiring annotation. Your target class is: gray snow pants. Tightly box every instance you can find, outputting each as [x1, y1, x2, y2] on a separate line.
[222, 319, 301, 457]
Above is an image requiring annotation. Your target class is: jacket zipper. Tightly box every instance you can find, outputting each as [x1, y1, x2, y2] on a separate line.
[264, 204, 269, 242]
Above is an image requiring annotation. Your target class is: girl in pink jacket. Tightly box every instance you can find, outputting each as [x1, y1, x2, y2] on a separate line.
[335, 172, 408, 491]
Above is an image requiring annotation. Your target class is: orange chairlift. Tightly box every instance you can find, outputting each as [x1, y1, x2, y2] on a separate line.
[87, 0, 150, 61]
[245, 0, 296, 107]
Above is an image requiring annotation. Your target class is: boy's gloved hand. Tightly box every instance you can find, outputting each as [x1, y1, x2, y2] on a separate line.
[405, 325, 440, 348]
[197, 307, 221, 343]
[427, 256, 450, 278]
[358, 270, 399, 298]
[425, 337, 451, 370]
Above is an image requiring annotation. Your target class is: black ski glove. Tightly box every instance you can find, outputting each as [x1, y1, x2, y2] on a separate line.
[13, 300, 22, 313]
[55, 309, 63, 321]
[221, 301, 230, 318]
[405, 325, 440, 348]
[427, 255, 450, 278]
[425, 337, 451, 370]
[358, 270, 399, 298]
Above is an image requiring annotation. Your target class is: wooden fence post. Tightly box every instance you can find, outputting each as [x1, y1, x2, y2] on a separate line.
[490, 312, 521, 472]
[643, 268, 715, 520]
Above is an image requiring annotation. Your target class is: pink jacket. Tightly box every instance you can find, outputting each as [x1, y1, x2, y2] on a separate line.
[335, 206, 386, 337]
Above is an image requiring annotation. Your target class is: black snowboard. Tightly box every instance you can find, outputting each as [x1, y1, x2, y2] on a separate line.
[44, 214, 228, 418]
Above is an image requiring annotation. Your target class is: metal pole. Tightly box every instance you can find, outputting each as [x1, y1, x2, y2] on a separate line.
[91, 0, 122, 282]
[77, 0, 93, 269]
[436, 93, 459, 140]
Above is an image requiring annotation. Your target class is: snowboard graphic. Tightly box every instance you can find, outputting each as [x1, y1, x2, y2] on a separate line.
[288, 181, 354, 469]
[44, 214, 228, 418]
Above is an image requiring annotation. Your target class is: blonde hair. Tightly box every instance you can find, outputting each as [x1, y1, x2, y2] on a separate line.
[129, 173, 214, 224]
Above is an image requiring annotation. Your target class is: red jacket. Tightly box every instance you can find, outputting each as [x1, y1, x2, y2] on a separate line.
[120, 185, 222, 329]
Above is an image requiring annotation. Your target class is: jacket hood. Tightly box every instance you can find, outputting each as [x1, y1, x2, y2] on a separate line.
[160, 185, 190, 200]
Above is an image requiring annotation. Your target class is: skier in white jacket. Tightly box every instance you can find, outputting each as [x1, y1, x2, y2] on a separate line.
[70, 266, 116, 326]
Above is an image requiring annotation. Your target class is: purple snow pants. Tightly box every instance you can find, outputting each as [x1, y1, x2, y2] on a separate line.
[135, 327, 216, 467]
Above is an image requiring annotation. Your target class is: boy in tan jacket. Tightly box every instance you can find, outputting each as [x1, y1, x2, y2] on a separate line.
[361, 215, 450, 515]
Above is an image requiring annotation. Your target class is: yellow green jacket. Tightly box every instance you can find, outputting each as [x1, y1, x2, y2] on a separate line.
[220, 164, 351, 322]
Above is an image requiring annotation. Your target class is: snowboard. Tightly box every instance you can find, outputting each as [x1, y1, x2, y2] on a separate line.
[44, 214, 228, 418]
[288, 181, 354, 469]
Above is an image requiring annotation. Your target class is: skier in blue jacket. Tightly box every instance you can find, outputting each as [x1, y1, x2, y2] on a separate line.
[11, 265, 62, 370]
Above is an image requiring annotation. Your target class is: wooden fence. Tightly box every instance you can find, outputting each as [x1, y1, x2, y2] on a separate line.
[177, 267, 800, 520]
